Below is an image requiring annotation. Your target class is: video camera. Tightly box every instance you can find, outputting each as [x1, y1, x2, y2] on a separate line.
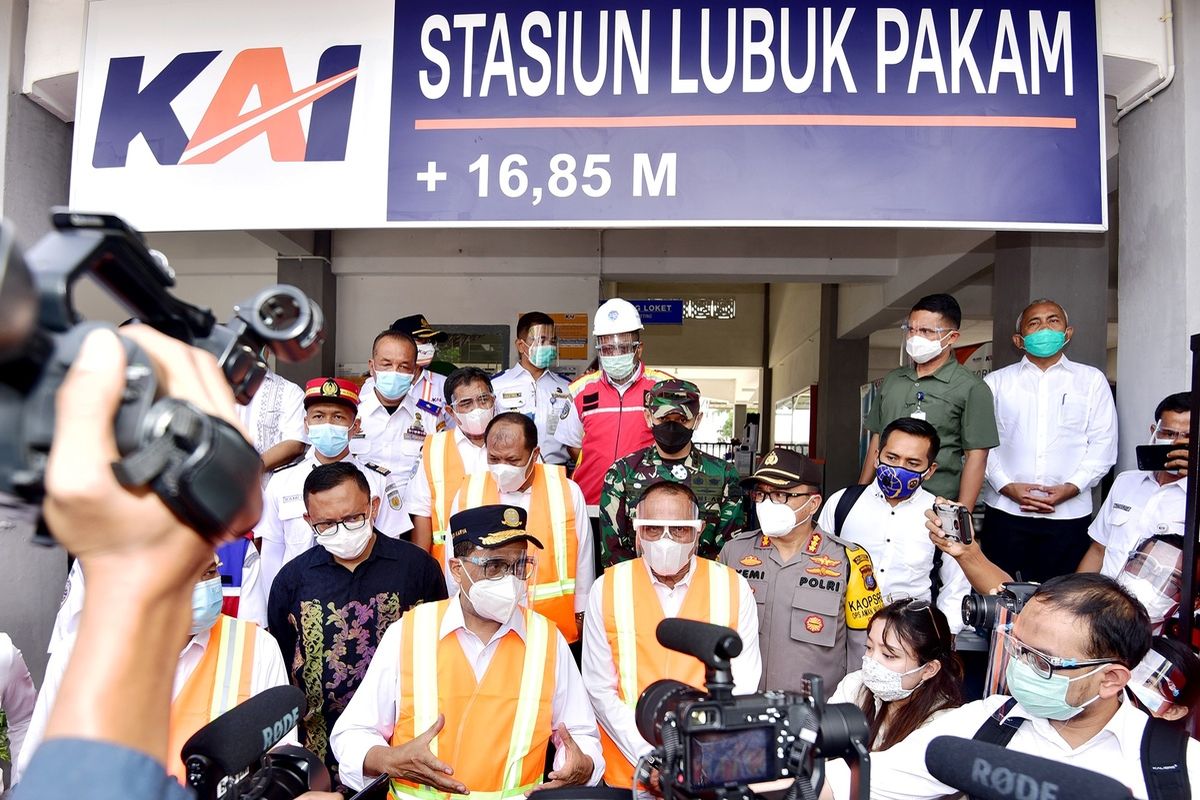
[962, 582, 1039, 632]
[0, 210, 323, 540]
[634, 619, 870, 800]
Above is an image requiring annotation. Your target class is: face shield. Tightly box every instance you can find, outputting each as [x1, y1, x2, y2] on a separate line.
[1129, 648, 1188, 715]
[1118, 540, 1184, 625]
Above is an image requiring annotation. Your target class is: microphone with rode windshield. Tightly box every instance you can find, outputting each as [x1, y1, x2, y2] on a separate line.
[925, 736, 1133, 800]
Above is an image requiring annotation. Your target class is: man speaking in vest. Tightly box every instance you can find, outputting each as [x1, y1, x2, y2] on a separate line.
[581, 481, 762, 789]
[330, 504, 604, 797]
[450, 413, 594, 644]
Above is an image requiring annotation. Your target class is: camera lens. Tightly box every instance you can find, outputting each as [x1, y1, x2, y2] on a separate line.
[635, 679, 705, 747]
[234, 285, 324, 363]
[962, 593, 998, 631]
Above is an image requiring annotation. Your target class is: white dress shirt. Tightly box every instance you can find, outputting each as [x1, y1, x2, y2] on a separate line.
[817, 485, 970, 633]
[403, 429, 490, 518]
[356, 371, 448, 498]
[1090, 470, 1189, 577]
[234, 371, 306, 453]
[581, 559, 762, 766]
[983, 356, 1117, 519]
[16, 618, 294, 782]
[0, 633, 36, 792]
[255, 450, 410, 613]
[446, 467, 595, 611]
[825, 694, 1200, 800]
[329, 595, 604, 791]
[491, 365, 573, 465]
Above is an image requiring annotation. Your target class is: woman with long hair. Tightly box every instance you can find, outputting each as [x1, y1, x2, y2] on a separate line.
[829, 597, 964, 750]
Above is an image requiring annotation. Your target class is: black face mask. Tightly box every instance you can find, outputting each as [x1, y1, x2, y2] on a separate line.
[653, 420, 694, 453]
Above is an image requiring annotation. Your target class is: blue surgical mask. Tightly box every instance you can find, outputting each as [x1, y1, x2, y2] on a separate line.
[309, 423, 351, 458]
[374, 370, 414, 400]
[529, 344, 558, 370]
[875, 463, 928, 500]
[1005, 655, 1105, 720]
[600, 352, 637, 382]
[1022, 329, 1067, 358]
[190, 577, 223, 635]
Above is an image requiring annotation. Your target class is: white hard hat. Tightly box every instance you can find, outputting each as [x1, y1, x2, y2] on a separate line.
[593, 298, 644, 336]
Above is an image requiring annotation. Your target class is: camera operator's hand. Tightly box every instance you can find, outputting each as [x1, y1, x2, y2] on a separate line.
[527, 724, 594, 795]
[364, 714, 468, 795]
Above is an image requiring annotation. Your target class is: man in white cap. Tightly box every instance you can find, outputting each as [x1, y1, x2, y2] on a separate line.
[554, 299, 672, 505]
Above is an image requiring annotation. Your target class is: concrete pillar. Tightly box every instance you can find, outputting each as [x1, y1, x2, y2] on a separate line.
[814, 284, 869, 493]
[1115, 2, 1200, 469]
[0, 0, 73, 687]
[991, 231, 1110, 373]
[276, 232, 337, 382]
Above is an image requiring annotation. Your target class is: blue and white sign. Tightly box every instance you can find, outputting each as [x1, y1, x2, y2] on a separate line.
[631, 299, 684, 325]
[389, 1, 1105, 230]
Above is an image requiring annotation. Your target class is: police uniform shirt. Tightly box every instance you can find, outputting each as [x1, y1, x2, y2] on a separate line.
[255, 450, 410, 608]
[1090, 470, 1188, 577]
[356, 370, 448, 499]
[491, 364, 573, 465]
[717, 528, 869, 693]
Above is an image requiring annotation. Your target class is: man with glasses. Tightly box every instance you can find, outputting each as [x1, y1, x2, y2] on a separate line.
[268, 463, 446, 786]
[1078, 392, 1191, 577]
[583, 480, 759, 789]
[720, 448, 883, 693]
[554, 298, 673, 504]
[331, 504, 603, 797]
[857, 293, 999, 510]
[821, 573, 1199, 800]
[407, 367, 496, 568]
[493, 311, 574, 466]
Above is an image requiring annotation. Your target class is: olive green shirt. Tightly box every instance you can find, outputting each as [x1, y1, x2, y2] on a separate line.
[865, 359, 999, 501]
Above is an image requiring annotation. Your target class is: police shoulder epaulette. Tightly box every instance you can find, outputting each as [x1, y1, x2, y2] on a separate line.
[362, 461, 391, 476]
[733, 528, 763, 541]
[271, 451, 309, 473]
[825, 530, 860, 552]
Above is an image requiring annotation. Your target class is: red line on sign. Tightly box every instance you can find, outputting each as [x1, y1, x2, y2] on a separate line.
[414, 113, 1077, 131]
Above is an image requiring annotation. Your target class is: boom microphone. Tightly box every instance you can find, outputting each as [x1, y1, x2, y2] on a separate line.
[655, 618, 743, 667]
[925, 736, 1133, 800]
[182, 685, 305, 780]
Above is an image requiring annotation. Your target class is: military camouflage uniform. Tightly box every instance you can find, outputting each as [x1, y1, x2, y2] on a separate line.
[599, 445, 745, 567]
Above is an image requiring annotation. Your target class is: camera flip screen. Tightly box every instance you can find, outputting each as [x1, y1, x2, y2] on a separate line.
[688, 725, 774, 789]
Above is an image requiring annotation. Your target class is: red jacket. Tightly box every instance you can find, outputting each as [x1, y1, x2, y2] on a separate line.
[568, 365, 673, 504]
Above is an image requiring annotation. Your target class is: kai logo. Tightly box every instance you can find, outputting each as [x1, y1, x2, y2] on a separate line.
[92, 45, 361, 168]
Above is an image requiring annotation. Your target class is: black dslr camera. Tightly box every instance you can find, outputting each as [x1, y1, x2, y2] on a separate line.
[962, 582, 1040, 632]
[0, 210, 323, 540]
[634, 619, 870, 800]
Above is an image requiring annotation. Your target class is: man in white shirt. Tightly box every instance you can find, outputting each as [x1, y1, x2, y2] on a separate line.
[329, 504, 603, 796]
[582, 481, 761, 789]
[1078, 391, 1190, 578]
[253, 378, 409, 623]
[0, 633, 36, 792]
[818, 417, 970, 632]
[235, 368, 307, 471]
[982, 299, 1118, 582]
[450, 412, 594, 643]
[356, 330, 449, 505]
[492, 311, 573, 466]
[822, 573, 1200, 800]
[17, 557, 295, 784]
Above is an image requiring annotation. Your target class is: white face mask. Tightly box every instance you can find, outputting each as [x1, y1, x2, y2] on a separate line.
[1129, 682, 1169, 716]
[463, 572, 527, 624]
[755, 497, 814, 537]
[457, 407, 495, 437]
[861, 655, 927, 702]
[416, 342, 436, 367]
[315, 520, 374, 560]
[1118, 572, 1178, 627]
[490, 452, 535, 493]
[641, 536, 694, 577]
[905, 333, 950, 365]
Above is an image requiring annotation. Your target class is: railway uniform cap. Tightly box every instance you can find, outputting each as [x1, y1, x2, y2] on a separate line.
[449, 504, 544, 550]
[390, 314, 449, 343]
[303, 377, 360, 412]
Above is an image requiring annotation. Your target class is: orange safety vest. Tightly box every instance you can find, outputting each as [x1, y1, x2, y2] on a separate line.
[457, 465, 580, 642]
[390, 600, 556, 800]
[599, 558, 740, 788]
[422, 431, 470, 566]
[166, 615, 258, 781]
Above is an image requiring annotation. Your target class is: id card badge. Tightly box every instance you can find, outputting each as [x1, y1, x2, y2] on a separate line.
[910, 390, 927, 420]
[416, 399, 441, 416]
[910, 410, 927, 421]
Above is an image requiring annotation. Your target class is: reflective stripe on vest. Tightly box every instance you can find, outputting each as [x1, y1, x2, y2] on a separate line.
[166, 616, 258, 780]
[424, 432, 465, 561]
[391, 601, 554, 800]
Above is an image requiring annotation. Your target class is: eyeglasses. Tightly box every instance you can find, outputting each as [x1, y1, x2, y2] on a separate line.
[311, 512, 370, 535]
[451, 392, 496, 413]
[596, 342, 639, 357]
[891, 596, 938, 630]
[901, 323, 952, 339]
[1153, 422, 1190, 442]
[749, 489, 816, 505]
[1000, 630, 1120, 680]
[633, 519, 703, 543]
[460, 555, 537, 581]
